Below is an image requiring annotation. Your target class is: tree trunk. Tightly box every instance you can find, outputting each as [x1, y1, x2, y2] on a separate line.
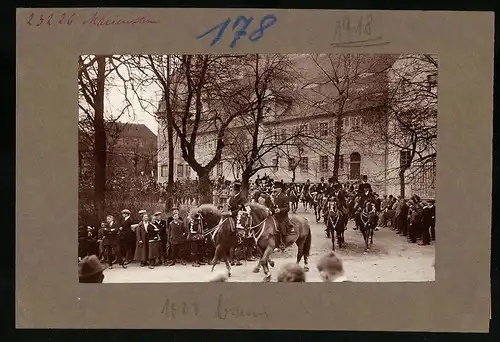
[399, 169, 406, 198]
[292, 169, 296, 184]
[198, 171, 212, 204]
[332, 129, 342, 179]
[166, 56, 175, 212]
[241, 169, 251, 199]
[93, 55, 106, 220]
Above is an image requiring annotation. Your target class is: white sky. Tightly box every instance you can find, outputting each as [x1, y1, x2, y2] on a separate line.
[105, 61, 161, 135]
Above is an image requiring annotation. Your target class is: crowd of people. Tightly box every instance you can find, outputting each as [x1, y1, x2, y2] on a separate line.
[78, 172, 435, 279]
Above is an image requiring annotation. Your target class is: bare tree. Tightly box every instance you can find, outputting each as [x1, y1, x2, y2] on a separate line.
[220, 54, 302, 196]
[295, 54, 395, 181]
[368, 54, 438, 197]
[140, 54, 251, 203]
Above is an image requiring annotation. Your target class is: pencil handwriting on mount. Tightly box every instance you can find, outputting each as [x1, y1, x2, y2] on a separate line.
[216, 294, 269, 320]
[330, 14, 390, 48]
[161, 298, 200, 318]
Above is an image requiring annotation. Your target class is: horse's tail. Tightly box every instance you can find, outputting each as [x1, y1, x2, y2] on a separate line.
[302, 224, 312, 257]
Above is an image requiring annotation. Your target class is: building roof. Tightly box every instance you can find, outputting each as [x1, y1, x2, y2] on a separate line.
[108, 122, 157, 140]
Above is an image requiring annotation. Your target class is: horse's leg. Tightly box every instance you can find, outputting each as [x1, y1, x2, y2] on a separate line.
[296, 239, 304, 265]
[363, 230, 369, 253]
[223, 250, 232, 277]
[260, 245, 274, 282]
[210, 244, 222, 272]
[370, 227, 374, 245]
[331, 228, 336, 251]
[253, 246, 263, 273]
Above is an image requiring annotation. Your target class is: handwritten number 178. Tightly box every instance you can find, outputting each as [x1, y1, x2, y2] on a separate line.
[196, 14, 277, 48]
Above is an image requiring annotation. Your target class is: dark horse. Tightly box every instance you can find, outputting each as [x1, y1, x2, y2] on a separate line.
[237, 202, 312, 282]
[301, 191, 313, 212]
[188, 204, 242, 277]
[325, 201, 346, 250]
[314, 193, 328, 223]
[357, 201, 377, 253]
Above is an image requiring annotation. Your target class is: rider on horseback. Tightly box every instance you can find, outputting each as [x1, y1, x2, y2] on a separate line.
[271, 181, 295, 250]
[354, 175, 375, 230]
[226, 181, 247, 230]
[333, 182, 349, 230]
[317, 177, 327, 194]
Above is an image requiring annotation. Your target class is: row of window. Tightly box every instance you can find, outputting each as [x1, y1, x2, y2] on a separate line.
[160, 164, 191, 178]
[272, 116, 363, 141]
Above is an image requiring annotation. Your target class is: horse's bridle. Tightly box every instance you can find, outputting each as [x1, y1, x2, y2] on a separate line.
[190, 213, 219, 239]
[361, 205, 376, 226]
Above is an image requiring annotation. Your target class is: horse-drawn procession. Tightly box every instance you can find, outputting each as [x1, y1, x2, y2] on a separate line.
[78, 174, 436, 282]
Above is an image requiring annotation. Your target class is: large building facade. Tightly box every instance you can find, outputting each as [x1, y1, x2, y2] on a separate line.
[156, 54, 437, 198]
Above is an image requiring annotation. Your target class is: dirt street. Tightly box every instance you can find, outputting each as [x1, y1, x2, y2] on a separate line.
[103, 208, 435, 283]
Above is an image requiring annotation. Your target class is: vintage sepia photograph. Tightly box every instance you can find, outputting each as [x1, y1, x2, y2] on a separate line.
[78, 53, 437, 283]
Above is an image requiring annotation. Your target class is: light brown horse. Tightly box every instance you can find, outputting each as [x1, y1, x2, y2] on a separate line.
[237, 202, 312, 282]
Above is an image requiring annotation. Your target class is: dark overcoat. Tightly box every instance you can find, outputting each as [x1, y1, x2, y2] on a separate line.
[133, 221, 149, 262]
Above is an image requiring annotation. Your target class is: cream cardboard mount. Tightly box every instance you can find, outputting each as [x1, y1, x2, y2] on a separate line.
[16, 8, 493, 331]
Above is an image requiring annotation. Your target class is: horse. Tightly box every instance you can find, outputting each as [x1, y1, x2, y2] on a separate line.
[301, 191, 312, 212]
[315, 193, 329, 223]
[289, 187, 299, 213]
[237, 202, 312, 282]
[188, 204, 241, 277]
[358, 201, 377, 253]
[325, 201, 346, 250]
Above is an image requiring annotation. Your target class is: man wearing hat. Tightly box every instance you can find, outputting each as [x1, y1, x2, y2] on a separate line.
[226, 181, 247, 228]
[333, 182, 349, 229]
[104, 215, 127, 269]
[120, 209, 135, 265]
[317, 177, 327, 194]
[79, 255, 107, 283]
[358, 175, 373, 196]
[271, 181, 294, 250]
[325, 177, 336, 198]
[152, 211, 168, 264]
[166, 207, 183, 264]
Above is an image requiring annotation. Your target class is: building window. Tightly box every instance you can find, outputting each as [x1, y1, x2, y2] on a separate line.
[427, 73, 437, 91]
[160, 164, 168, 177]
[351, 117, 362, 131]
[272, 158, 279, 172]
[411, 158, 436, 197]
[300, 157, 309, 172]
[343, 117, 350, 130]
[288, 157, 295, 171]
[185, 165, 191, 178]
[349, 152, 361, 180]
[320, 155, 329, 172]
[338, 154, 344, 169]
[217, 162, 223, 176]
[177, 164, 184, 178]
[400, 150, 412, 168]
[300, 124, 309, 136]
[280, 128, 287, 141]
[319, 122, 328, 136]
[208, 142, 213, 149]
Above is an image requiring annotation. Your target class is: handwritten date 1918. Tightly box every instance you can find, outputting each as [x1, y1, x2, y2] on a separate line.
[27, 12, 77, 26]
[333, 15, 373, 42]
[196, 14, 277, 48]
